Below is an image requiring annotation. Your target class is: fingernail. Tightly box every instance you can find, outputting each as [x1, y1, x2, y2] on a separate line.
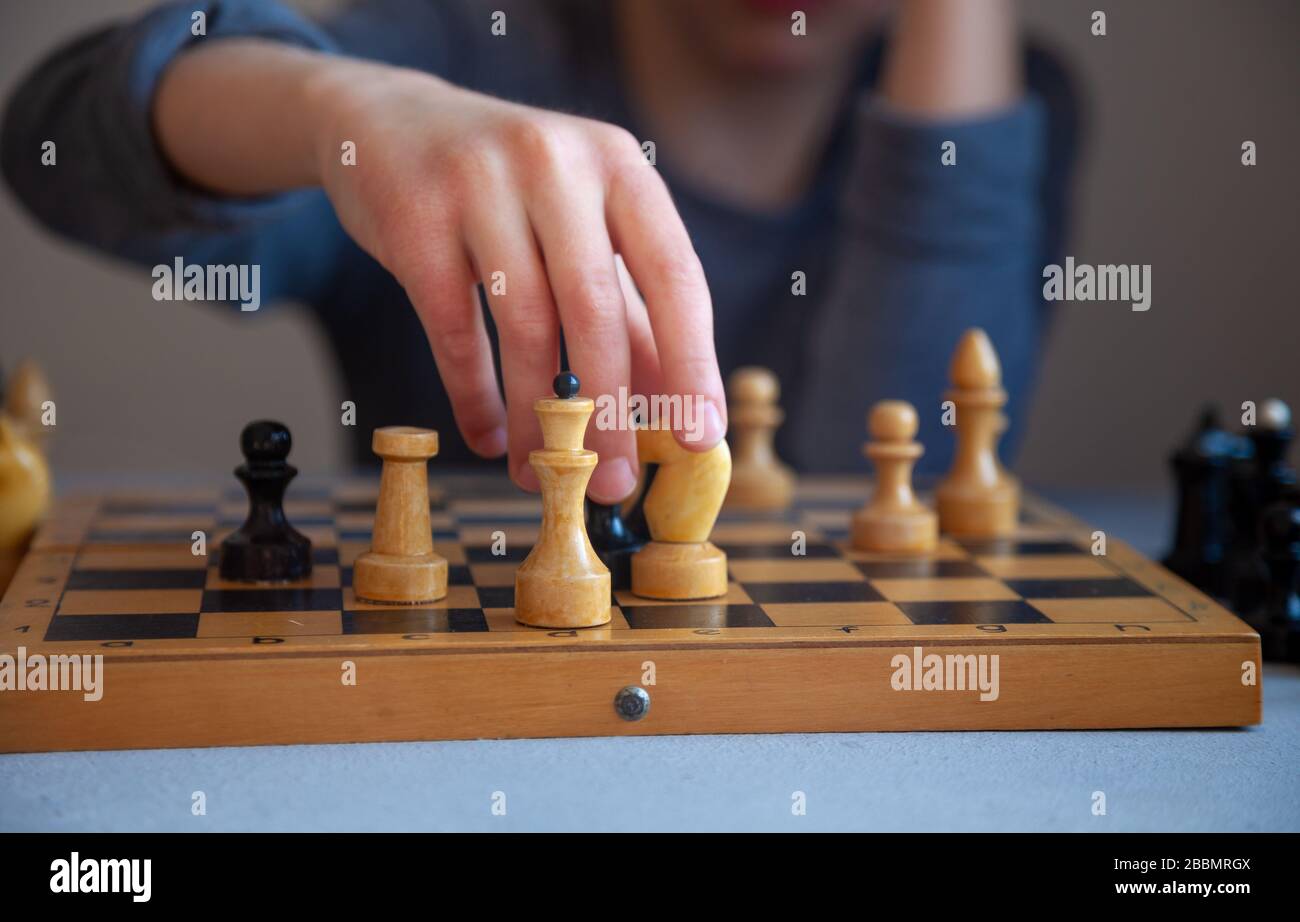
[589, 456, 637, 504]
[472, 426, 507, 458]
[683, 399, 725, 450]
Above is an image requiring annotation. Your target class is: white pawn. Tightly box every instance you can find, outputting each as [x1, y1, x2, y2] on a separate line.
[725, 367, 794, 511]
[852, 400, 937, 554]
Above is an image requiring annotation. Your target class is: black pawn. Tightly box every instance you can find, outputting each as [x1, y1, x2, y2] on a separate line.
[586, 499, 645, 591]
[1163, 408, 1244, 598]
[219, 420, 312, 582]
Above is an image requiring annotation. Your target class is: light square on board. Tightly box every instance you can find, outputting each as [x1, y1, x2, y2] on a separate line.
[196, 611, 342, 638]
[469, 562, 518, 587]
[451, 497, 542, 518]
[72, 547, 208, 570]
[334, 512, 374, 532]
[1029, 598, 1193, 623]
[459, 524, 540, 545]
[336, 540, 370, 567]
[838, 539, 970, 563]
[974, 555, 1114, 579]
[871, 578, 1021, 603]
[728, 559, 866, 583]
[57, 589, 203, 616]
[711, 521, 808, 543]
[763, 602, 910, 627]
[94, 514, 216, 534]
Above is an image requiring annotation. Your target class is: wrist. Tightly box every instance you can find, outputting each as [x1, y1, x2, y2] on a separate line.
[301, 57, 450, 183]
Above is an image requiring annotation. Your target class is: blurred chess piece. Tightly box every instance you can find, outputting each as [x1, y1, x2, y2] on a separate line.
[852, 400, 937, 553]
[0, 415, 52, 594]
[725, 367, 794, 511]
[4, 359, 54, 451]
[935, 329, 1019, 536]
[1248, 489, 1300, 662]
[1163, 407, 1244, 598]
[1227, 399, 1295, 612]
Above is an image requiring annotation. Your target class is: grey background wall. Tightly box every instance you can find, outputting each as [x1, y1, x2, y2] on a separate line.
[1, 0, 1296, 486]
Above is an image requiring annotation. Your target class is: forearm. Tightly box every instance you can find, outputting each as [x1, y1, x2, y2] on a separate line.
[881, 0, 1021, 117]
[153, 39, 336, 196]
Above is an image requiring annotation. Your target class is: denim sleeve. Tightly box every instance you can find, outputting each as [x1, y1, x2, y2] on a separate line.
[794, 97, 1053, 473]
[0, 0, 352, 305]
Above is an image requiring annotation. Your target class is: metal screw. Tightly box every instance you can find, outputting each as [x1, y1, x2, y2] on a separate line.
[614, 685, 651, 721]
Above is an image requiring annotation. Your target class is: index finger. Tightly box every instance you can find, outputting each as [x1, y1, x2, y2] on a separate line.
[606, 166, 727, 451]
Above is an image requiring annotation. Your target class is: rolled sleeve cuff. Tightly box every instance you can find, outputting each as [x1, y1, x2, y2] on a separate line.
[100, 0, 338, 232]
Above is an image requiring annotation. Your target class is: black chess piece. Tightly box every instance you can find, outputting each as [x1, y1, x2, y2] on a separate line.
[1248, 490, 1300, 662]
[585, 499, 645, 591]
[219, 420, 312, 582]
[621, 462, 657, 542]
[1228, 399, 1296, 613]
[1163, 407, 1246, 598]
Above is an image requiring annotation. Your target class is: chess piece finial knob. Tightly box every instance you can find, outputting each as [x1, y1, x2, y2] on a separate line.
[729, 366, 779, 405]
[869, 399, 918, 443]
[553, 371, 580, 399]
[536, 373, 593, 452]
[949, 328, 1003, 391]
[241, 420, 292, 465]
[1259, 399, 1292, 432]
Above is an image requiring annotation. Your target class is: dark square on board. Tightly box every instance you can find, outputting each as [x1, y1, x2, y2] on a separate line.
[743, 581, 885, 604]
[621, 604, 774, 629]
[898, 600, 1051, 625]
[201, 588, 344, 613]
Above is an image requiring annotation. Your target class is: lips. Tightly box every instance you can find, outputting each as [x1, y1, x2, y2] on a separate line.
[740, 0, 829, 16]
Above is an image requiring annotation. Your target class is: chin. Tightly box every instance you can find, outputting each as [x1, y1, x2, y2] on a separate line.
[707, 0, 892, 76]
[725, 39, 830, 77]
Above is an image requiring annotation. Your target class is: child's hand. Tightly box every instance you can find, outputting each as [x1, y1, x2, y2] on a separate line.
[305, 60, 725, 501]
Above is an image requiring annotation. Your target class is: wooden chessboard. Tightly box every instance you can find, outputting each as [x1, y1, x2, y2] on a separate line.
[0, 475, 1261, 752]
